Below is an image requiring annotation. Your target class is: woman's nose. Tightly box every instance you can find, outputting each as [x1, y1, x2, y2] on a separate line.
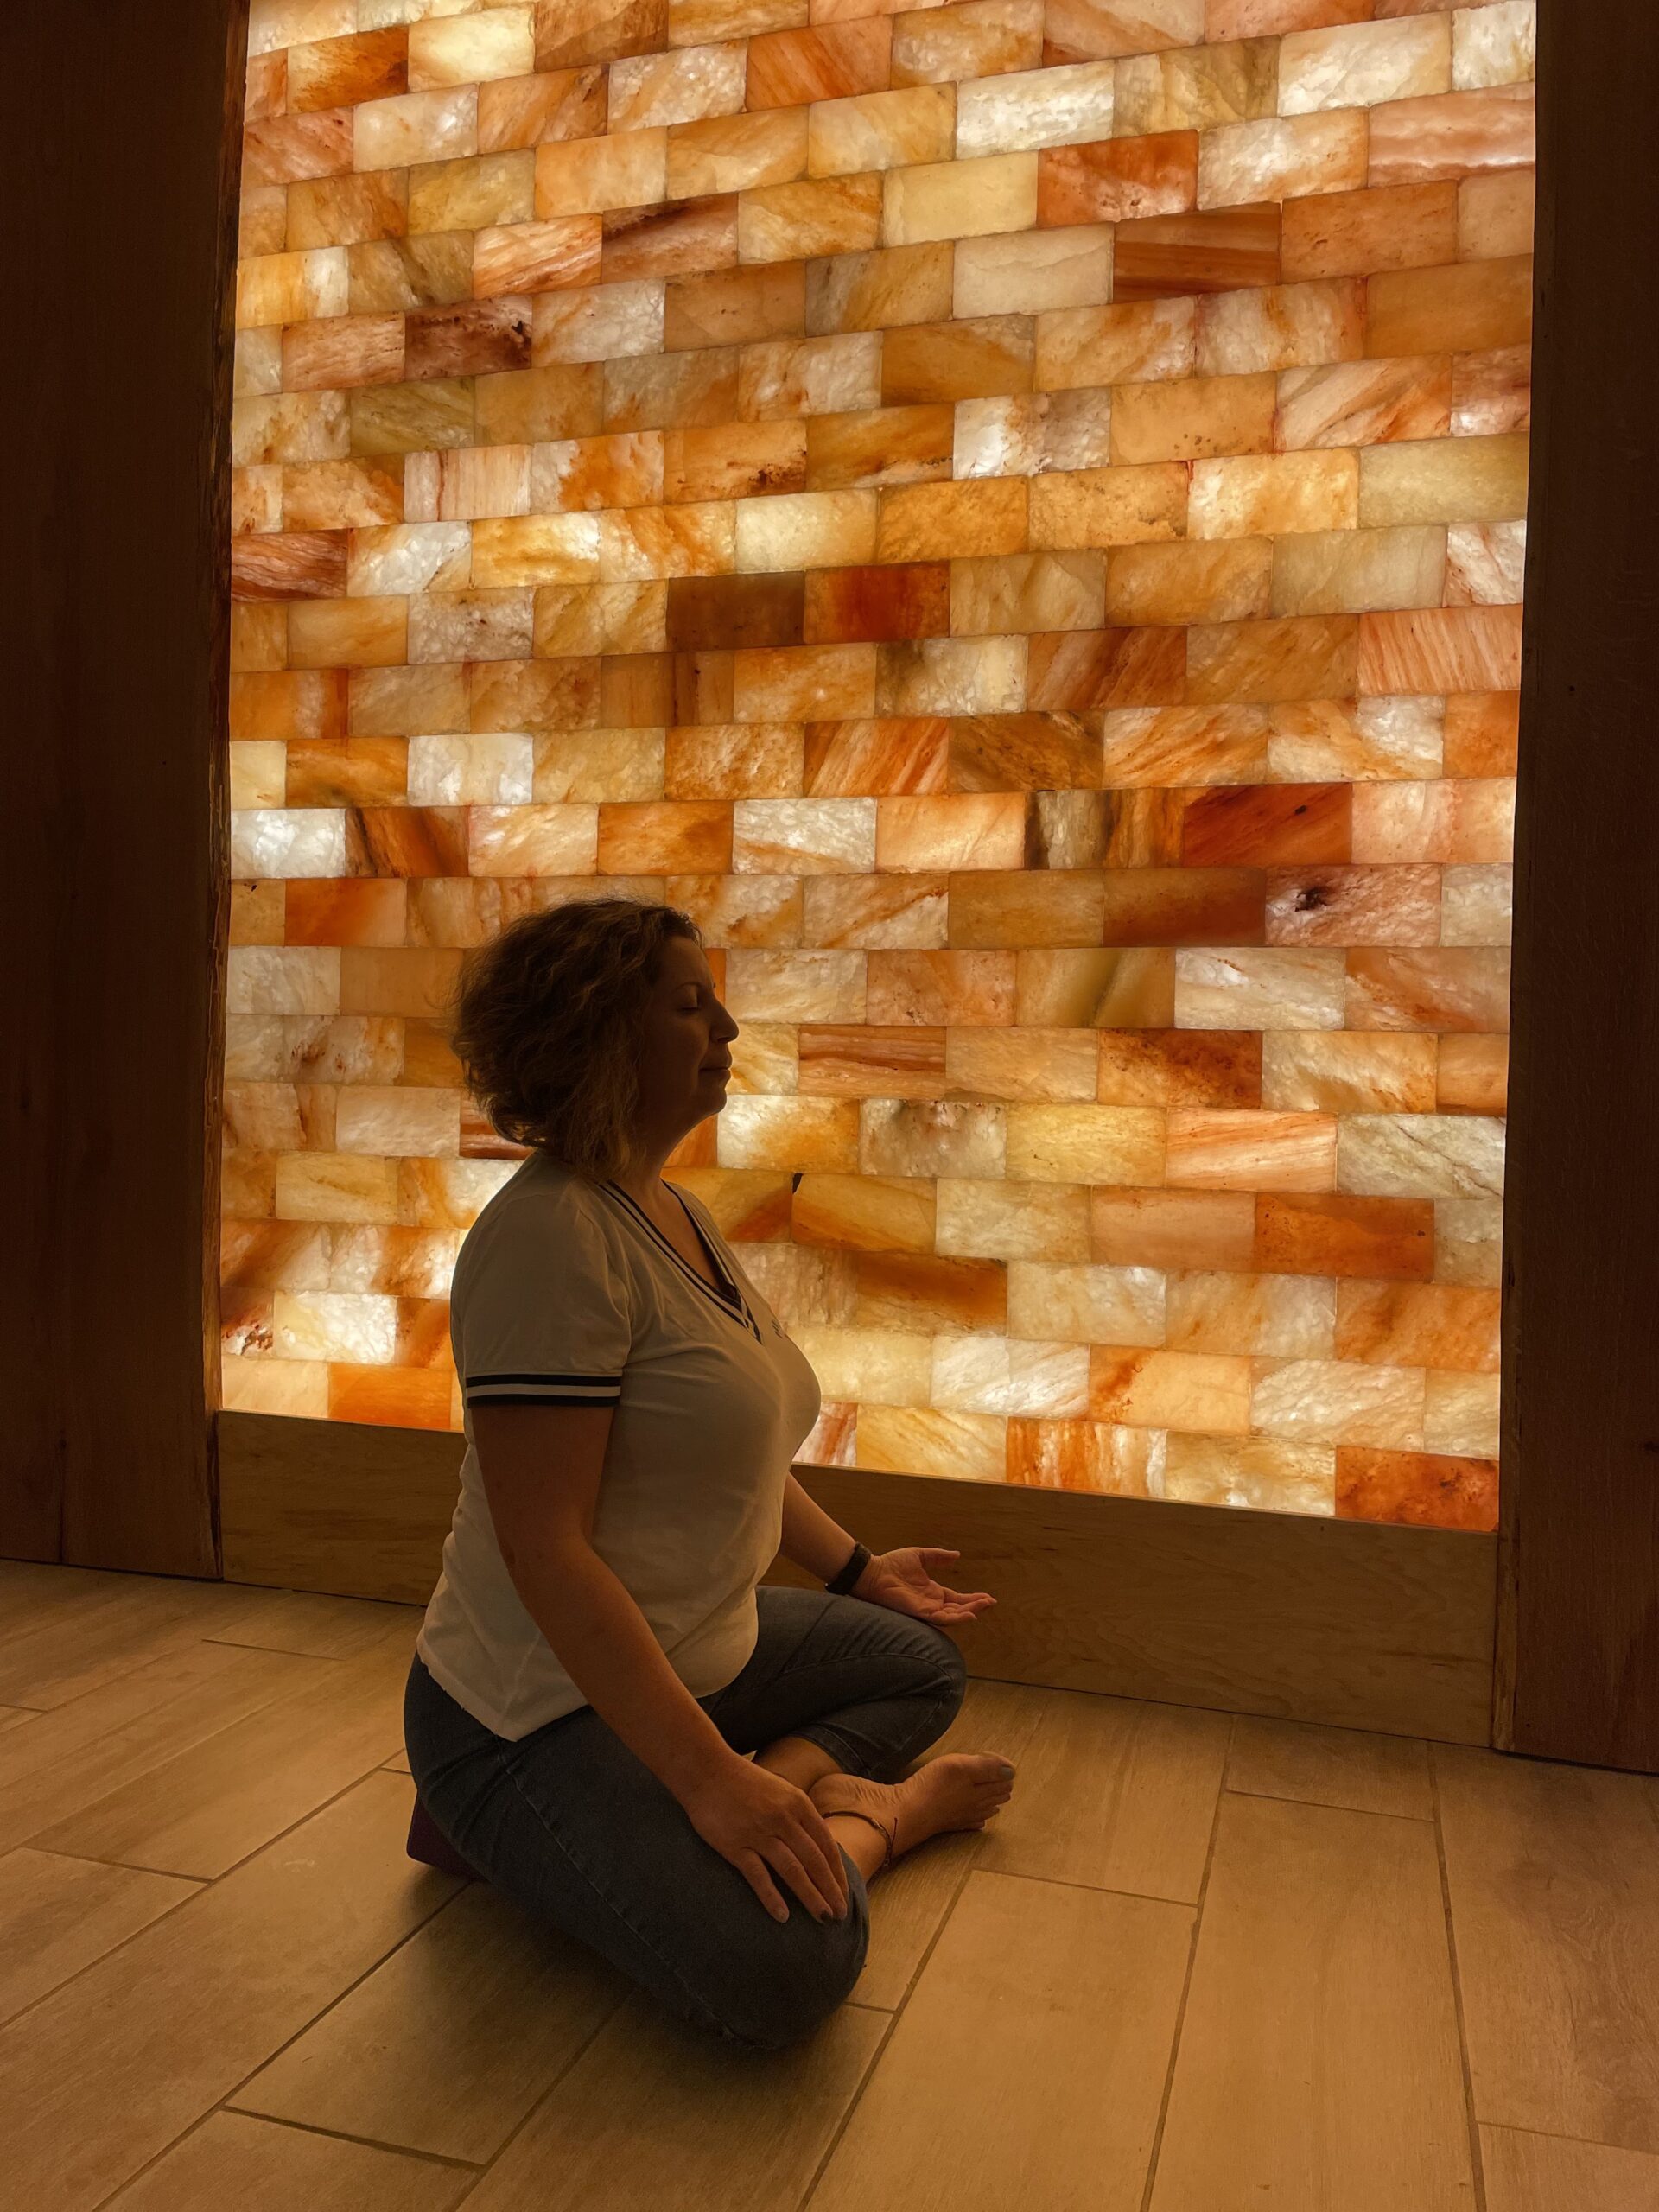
[713, 1001, 739, 1041]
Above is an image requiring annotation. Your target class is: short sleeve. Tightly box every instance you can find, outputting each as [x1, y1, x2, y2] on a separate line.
[454, 1191, 635, 1412]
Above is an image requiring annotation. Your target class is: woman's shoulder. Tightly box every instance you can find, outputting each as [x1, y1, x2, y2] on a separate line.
[456, 1157, 627, 1281]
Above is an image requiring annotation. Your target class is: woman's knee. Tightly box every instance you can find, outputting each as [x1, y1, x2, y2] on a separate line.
[696, 1887, 871, 2052]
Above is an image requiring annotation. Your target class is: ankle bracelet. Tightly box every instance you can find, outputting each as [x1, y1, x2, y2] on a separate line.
[830, 1806, 895, 1874]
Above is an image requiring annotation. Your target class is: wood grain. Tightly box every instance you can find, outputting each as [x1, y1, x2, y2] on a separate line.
[0, 1848, 200, 2026]
[102, 2111, 473, 2212]
[1226, 1713, 1435, 1820]
[1481, 2124, 1659, 2212]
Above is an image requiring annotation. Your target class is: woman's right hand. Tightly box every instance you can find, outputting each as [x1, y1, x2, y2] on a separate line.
[680, 1756, 851, 1925]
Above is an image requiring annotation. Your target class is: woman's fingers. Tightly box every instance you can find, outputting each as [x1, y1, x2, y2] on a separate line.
[741, 1851, 790, 1922]
[803, 1811, 850, 1908]
[771, 1837, 845, 1923]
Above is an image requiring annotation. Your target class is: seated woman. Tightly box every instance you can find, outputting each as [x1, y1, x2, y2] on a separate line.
[404, 897, 1018, 2054]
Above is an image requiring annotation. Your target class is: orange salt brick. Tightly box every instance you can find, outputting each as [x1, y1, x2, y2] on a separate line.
[1260, 1032, 1438, 1116]
[288, 595, 408, 667]
[803, 874, 949, 944]
[285, 874, 404, 940]
[1365, 255, 1531, 358]
[231, 530, 347, 600]
[665, 1168, 793, 1242]
[605, 353, 743, 433]
[945, 1026, 1099, 1101]
[1281, 181, 1458, 283]
[955, 551, 1104, 636]
[407, 297, 532, 378]
[1255, 1192, 1433, 1280]
[665, 572, 804, 648]
[1443, 692, 1518, 777]
[804, 563, 950, 643]
[1113, 203, 1280, 302]
[1358, 606, 1521, 695]
[1037, 132, 1198, 226]
[664, 417, 806, 500]
[288, 28, 410, 111]
[1451, 345, 1529, 437]
[474, 214, 602, 296]
[244, 111, 354, 188]
[535, 0, 670, 67]
[1196, 277, 1365, 378]
[747, 18, 893, 104]
[477, 356, 601, 443]
[1014, 944, 1176, 1025]
[1335, 1280, 1501, 1372]
[597, 798, 733, 872]
[806, 241, 954, 334]
[665, 262, 806, 350]
[867, 949, 1016, 1023]
[1027, 626, 1185, 709]
[733, 641, 877, 719]
[1335, 1446, 1496, 1530]
[875, 476, 1027, 563]
[1106, 539, 1272, 627]
[1035, 296, 1196, 391]
[1007, 1419, 1163, 1496]
[881, 315, 1036, 404]
[798, 1024, 948, 1096]
[230, 603, 289, 671]
[244, 48, 286, 123]
[876, 791, 1027, 869]
[1028, 463, 1189, 550]
[1097, 1029, 1262, 1109]
[231, 667, 350, 743]
[666, 1119, 721, 1171]
[946, 869, 1103, 949]
[672, 648, 738, 722]
[1091, 1187, 1255, 1271]
[805, 404, 953, 488]
[1098, 866, 1267, 945]
[1186, 614, 1358, 705]
[1043, 0, 1203, 65]
[351, 661, 467, 735]
[474, 658, 603, 730]
[1437, 1033, 1508, 1116]
[1089, 1346, 1252, 1434]
[742, 173, 885, 262]
[1165, 1107, 1336, 1192]
[1181, 783, 1351, 868]
[948, 710, 1098, 791]
[1110, 372, 1276, 464]
[288, 173, 410, 251]
[282, 315, 404, 391]
[602, 653, 676, 725]
[1459, 168, 1534, 261]
[601, 196, 740, 282]
[856, 1405, 1006, 1479]
[893, 0, 1046, 85]
[1266, 863, 1440, 947]
[855, 1251, 1007, 1332]
[664, 724, 803, 799]
[1274, 356, 1452, 451]
[478, 67, 610, 154]
[1367, 83, 1534, 188]
[1346, 947, 1510, 1033]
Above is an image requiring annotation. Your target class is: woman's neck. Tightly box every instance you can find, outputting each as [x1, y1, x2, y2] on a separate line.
[609, 1135, 677, 1211]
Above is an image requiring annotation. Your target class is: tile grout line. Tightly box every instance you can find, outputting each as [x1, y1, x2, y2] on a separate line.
[1430, 1740, 1490, 2212]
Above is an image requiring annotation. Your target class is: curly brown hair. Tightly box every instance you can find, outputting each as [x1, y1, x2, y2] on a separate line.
[442, 898, 702, 1180]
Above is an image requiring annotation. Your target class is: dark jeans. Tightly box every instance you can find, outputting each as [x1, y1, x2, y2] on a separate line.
[403, 1584, 968, 2052]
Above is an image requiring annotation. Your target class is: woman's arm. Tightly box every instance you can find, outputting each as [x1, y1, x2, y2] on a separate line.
[779, 1470, 874, 1591]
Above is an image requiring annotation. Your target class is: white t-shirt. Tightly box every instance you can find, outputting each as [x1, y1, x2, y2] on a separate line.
[416, 1152, 823, 1741]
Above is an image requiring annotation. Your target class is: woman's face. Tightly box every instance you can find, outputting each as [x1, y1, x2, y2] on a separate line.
[632, 933, 740, 1147]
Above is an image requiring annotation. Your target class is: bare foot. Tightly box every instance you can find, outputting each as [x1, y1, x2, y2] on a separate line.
[810, 1752, 1016, 1866]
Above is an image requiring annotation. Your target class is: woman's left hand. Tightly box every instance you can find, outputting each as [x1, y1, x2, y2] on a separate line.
[854, 1547, 995, 1626]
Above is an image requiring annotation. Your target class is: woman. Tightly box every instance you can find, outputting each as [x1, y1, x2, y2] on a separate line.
[404, 897, 1018, 2054]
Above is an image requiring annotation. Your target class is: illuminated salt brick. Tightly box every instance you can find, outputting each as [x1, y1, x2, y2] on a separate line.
[1271, 524, 1447, 618]
[950, 550, 1102, 636]
[747, 18, 893, 105]
[1187, 452, 1354, 543]
[1042, 0, 1200, 65]
[349, 661, 465, 735]
[804, 567, 951, 647]
[867, 948, 1017, 1023]
[892, 0, 1045, 85]
[1274, 357, 1452, 452]
[467, 513, 599, 587]
[237, 248, 350, 329]
[1336, 1112, 1504, 1199]
[1423, 1368, 1499, 1457]
[740, 174, 883, 262]
[288, 594, 407, 666]
[938, 1177, 1090, 1260]
[1371, 84, 1539, 188]
[1450, 346, 1529, 438]
[946, 872, 1099, 950]
[1114, 35, 1276, 136]
[1029, 626, 1189, 710]
[873, 791, 1023, 869]
[601, 195, 741, 283]
[854, 1250, 1007, 1334]
[1175, 948, 1344, 1031]
[534, 579, 668, 654]
[232, 525, 344, 600]
[231, 667, 348, 747]
[664, 572, 804, 651]
[1166, 1268, 1332, 1359]
[1458, 169, 1533, 261]
[1007, 1418, 1166, 1496]
[1197, 278, 1364, 378]
[797, 1022, 945, 1094]
[740, 331, 883, 417]
[1346, 947, 1510, 1034]
[1357, 433, 1528, 529]
[665, 262, 807, 350]
[1281, 181, 1458, 285]
[1015, 948, 1175, 1029]
[947, 708, 1099, 790]
[806, 86, 954, 183]
[236, 327, 285, 401]
[527, 279, 663, 365]
[734, 795, 876, 871]
[1267, 863, 1440, 951]
[1097, 709, 1256, 793]
[1434, 1197, 1502, 1288]
[480, 653, 607, 731]
[856, 1404, 1007, 1480]
[288, 173, 410, 253]
[804, 872, 948, 946]
[230, 603, 290, 672]
[408, 150, 537, 234]
[409, 729, 534, 805]
[471, 214, 602, 298]
[534, 130, 667, 219]
[531, 0, 669, 64]
[1452, 1, 1535, 92]
[1039, 131, 1198, 229]
[1090, 1187, 1253, 1273]
[952, 390, 1113, 481]
[354, 86, 476, 170]
[733, 642, 877, 719]
[666, 109, 809, 198]
[1198, 111, 1366, 210]
[1440, 866, 1511, 950]
[1367, 255, 1531, 359]
[1336, 1276, 1499, 1375]
[245, 112, 355, 188]
[342, 519, 467, 596]
[1351, 779, 1513, 866]
[348, 233, 475, 314]
[955, 226, 1112, 318]
[874, 632, 1025, 715]
[607, 41, 747, 129]
[861, 1099, 1007, 1178]
[286, 27, 403, 111]
[807, 242, 956, 334]
[1035, 296, 1194, 389]
[1005, 1102, 1165, 1184]
[738, 1243, 855, 1323]
[1112, 203, 1281, 302]
[805, 404, 951, 490]
[957, 58, 1115, 153]
[1090, 1345, 1251, 1433]
[791, 1323, 931, 1404]
[932, 1336, 1090, 1417]
[1110, 372, 1276, 464]
[1190, 614, 1360, 706]
[597, 504, 737, 579]
[1334, 1443, 1497, 1527]
[1359, 606, 1521, 695]
[1165, 1107, 1335, 1192]
[885, 152, 1040, 245]
[1256, 1190, 1434, 1281]
[408, 587, 534, 663]
[1108, 538, 1272, 626]
[882, 316, 1039, 406]
[730, 487, 873, 574]
[794, 1168, 935, 1249]
[1008, 1255, 1164, 1344]
[467, 801, 601, 876]
[1027, 463, 1187, 548]
[1268, 697, 1441, 785]
[1096, 1028, 1260, 1109]
[719, 1096, 861, 1172]
[666, 721, 804, 794]
[1442, 694, 1518, 779]
[534, 429, 664, 512]
[239, 186, 289, 260]
[531, 727, 664, 799]
[945, 1026, 1098, 1102]
[1251, 1358, 1425, 1450]
[874, 479, 1027, 565]
[1280, 16, 1450, 115]
[1165, 1432, 1334, 1513]
[667, 1166, 794, 1245]
[1445, 520, 1525, 609]
[476, 67, 609, 155]
[407, 10, 534, 89]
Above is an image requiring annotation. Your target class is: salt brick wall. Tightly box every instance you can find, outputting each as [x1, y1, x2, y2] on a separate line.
[222, 0, 1535, 1529]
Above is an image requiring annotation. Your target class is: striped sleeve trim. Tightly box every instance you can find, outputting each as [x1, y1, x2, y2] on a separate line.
[464, 1370, 623, 1408]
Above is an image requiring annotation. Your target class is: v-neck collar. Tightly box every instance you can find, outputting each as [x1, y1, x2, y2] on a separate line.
[600, 1179, 763, 1343]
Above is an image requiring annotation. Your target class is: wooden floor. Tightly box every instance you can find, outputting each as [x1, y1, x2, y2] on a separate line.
[3, 1565, 1658, 2212]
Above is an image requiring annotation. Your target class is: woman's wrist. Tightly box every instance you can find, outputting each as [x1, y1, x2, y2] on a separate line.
[825, 1538, 871, 1595]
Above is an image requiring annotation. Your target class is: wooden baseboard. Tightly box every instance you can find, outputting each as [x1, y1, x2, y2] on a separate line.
[218, 1409, 1496, 1745]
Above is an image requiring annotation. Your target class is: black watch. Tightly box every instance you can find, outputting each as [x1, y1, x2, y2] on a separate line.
[825, 1540, 871, 1595]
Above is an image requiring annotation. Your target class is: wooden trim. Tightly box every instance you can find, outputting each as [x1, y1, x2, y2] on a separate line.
[220, 1410, 1497, 1745]
[2, 0, 246, 1573]
[1495, 0, 1659, 1771]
